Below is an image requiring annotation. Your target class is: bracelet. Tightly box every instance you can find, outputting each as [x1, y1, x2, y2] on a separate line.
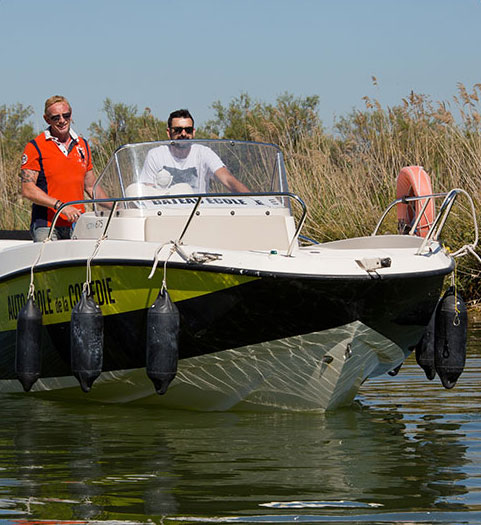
[54, 199, 63, 210]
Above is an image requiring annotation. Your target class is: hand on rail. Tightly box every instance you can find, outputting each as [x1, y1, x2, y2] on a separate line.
[60, 204, 83, 223]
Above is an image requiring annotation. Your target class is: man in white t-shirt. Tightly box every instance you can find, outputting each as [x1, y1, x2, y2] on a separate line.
[140, 109, 249, 193]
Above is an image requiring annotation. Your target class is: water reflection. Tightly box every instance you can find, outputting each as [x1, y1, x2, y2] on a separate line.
[0, 325, 480, 522]
[0, 388, 474, 522]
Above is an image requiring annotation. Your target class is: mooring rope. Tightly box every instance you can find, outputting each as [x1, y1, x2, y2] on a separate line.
[82, 233, 108, 296]
[148, 239, 201, 290]
[148, 241, 179, 289]
[27, 237, 50, 299]
[450, 190, 480, 262]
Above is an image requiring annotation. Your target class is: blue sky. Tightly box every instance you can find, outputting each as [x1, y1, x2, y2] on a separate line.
[1, 0, 480, 137]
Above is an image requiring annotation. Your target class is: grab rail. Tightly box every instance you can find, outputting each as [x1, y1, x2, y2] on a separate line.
[373, 189, 479, 255]
[418, 189, 479, 255]
[372, 192, 448, 237]
[49, 191, 308, 257]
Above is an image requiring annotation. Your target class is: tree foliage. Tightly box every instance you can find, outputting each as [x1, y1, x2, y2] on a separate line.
[0, 103, 35, 158]
[88, 98, 168, 167]
[204, 92, 322, 147]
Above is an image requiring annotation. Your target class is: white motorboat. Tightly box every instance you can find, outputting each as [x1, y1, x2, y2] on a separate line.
[0, 140, 476, 410]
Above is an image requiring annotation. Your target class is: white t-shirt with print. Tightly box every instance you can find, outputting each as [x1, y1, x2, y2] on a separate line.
[140, 144, 224, 193]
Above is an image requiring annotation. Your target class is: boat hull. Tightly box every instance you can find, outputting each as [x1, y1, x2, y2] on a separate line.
[0, 258, 447, 410]
[0, 320, 407, 411]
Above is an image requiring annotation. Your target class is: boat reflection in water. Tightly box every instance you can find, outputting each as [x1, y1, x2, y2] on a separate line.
[0, 382, 472, 522]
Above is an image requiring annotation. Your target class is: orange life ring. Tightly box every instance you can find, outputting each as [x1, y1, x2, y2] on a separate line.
[396, 166, 435, 237]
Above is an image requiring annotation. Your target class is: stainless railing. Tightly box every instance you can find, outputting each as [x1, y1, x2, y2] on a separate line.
[372, 191, 446, 237]
[373, 189, 478, 255]
[50, 191, 308, 257]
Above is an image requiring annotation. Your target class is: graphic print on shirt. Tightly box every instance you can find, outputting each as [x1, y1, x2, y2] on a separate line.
[161, 166, 199, 189]
[76, 145, 86, 165]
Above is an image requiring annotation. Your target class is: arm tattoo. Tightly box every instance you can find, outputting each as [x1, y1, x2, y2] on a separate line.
[20, 170, 38, 183]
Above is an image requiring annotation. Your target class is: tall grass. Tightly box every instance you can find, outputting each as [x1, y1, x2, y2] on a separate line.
[1, 85, 481, 301]
[284, 88, 481, 242]
[0, 140, 31, 230]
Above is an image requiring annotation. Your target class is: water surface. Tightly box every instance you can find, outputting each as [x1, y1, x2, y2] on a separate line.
[0, 325, 480, 524]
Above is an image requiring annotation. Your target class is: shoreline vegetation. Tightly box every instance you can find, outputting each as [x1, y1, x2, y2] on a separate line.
[1, 84, 481, 303]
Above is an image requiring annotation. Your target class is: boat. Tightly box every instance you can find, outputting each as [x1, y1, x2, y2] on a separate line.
[0, 139, 477, 411]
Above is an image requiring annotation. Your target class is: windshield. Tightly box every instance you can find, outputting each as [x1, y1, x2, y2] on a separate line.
[93, 140, 288, 208]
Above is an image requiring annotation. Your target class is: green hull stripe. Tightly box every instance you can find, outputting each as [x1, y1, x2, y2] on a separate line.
[1, 265, 257, 330]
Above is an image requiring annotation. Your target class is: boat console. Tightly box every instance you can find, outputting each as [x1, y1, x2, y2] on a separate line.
[72, 140, 300, 252]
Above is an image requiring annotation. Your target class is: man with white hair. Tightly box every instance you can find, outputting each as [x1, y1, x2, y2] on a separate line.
[20, 95, 103, 241]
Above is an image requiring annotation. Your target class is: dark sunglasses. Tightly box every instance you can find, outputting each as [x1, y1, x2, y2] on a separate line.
[48, 112, 71, 122]
[170, 126, 194, 134]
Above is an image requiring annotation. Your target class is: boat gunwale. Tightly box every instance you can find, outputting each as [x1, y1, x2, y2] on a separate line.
[0, 253, 455, 285]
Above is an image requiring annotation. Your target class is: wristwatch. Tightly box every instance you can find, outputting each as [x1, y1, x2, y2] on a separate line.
[54, 199, 63, 210]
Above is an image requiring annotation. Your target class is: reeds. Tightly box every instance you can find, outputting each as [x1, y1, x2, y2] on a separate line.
[0, 140, 30, 230]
